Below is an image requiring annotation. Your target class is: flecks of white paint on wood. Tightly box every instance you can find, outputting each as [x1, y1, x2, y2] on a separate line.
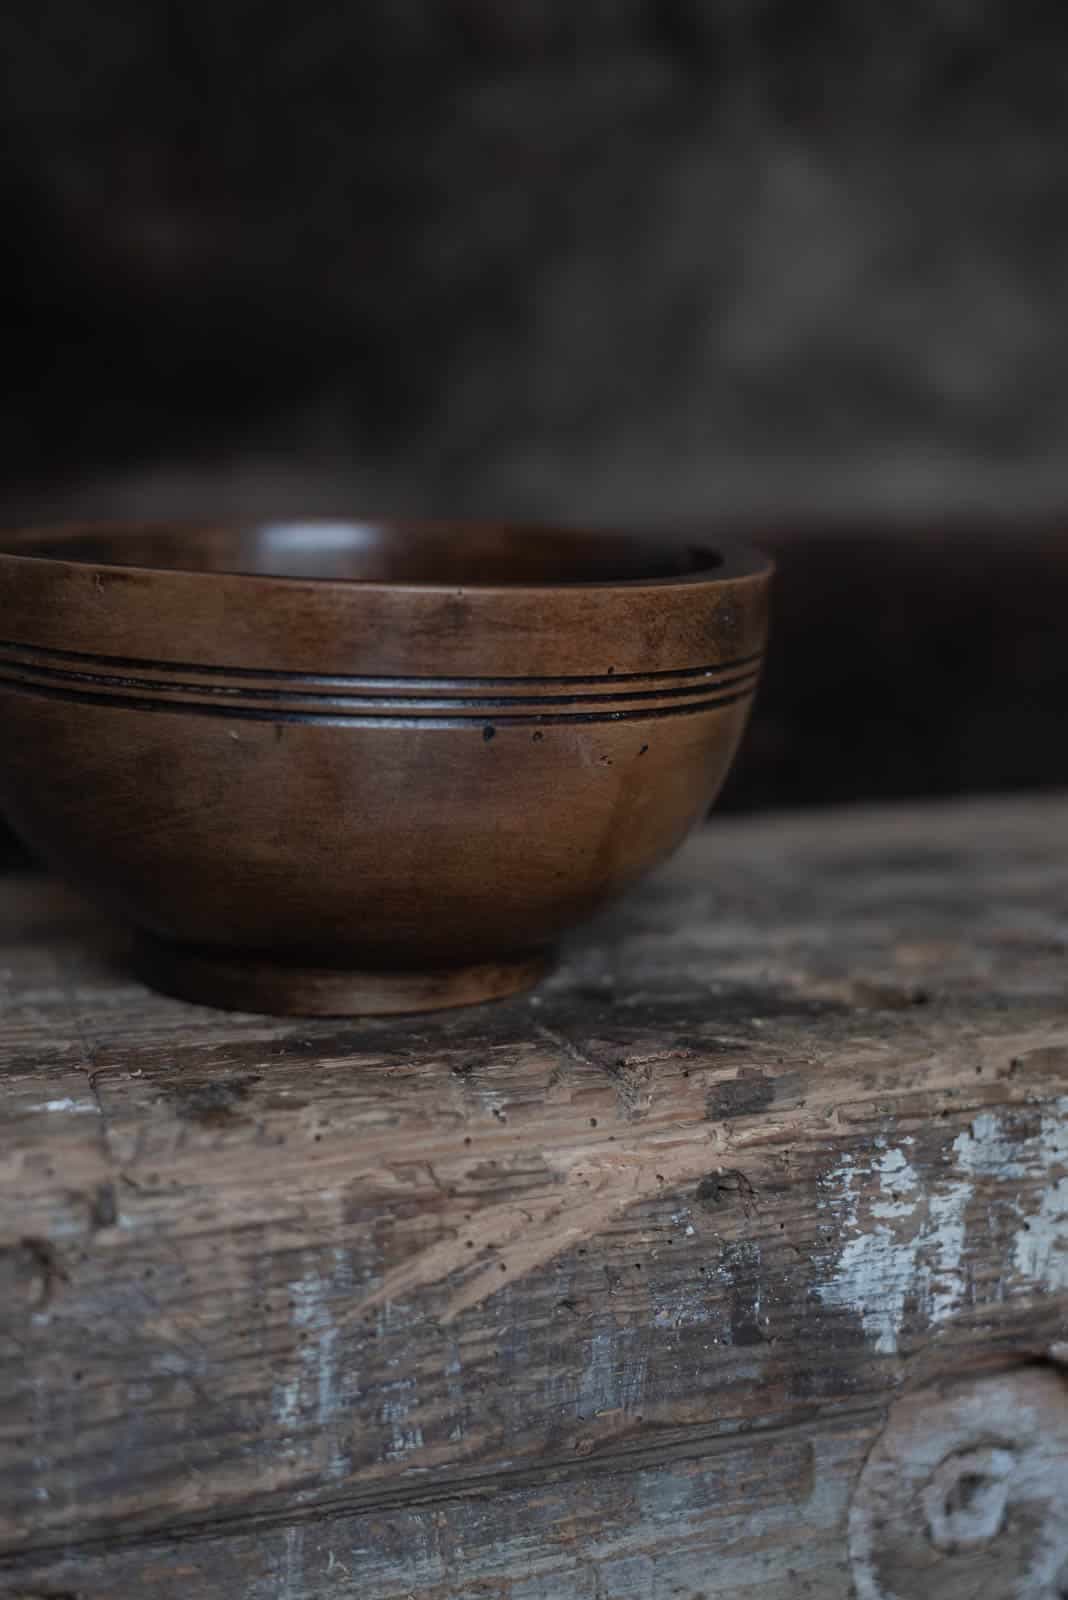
[922, 1183, 970, 1323]
[919, 1110, 1013, 1325]
[380, 1376, 424, 1460]
[651, 1272, 714, 1334]
[817, 1144, 922, 1354]
[1012, 1099, 1068, 1291]
[577, 1323, 648, 1419]
[818, 1099, 1068, 1355]
[28, 1098, 97, 1113]
[442, 1344, 466, 1443]
[29, 1374, 53, 1505]
[273, 1259, 342, 1435]
[952, 1108, 1025, 1176]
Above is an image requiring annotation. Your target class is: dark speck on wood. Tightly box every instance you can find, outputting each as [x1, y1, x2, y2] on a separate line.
[696, 1170, 757, 1211]
[89, 1181, 118, 1229]
[166, 1076, 260, 1126]
[706, 1068, 774, 1120]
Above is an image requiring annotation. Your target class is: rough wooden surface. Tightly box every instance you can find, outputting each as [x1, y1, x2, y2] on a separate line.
[1, 794, 1066, 1598]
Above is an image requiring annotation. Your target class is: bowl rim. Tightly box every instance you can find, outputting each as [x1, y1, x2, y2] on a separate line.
[0, 518, 774, 593]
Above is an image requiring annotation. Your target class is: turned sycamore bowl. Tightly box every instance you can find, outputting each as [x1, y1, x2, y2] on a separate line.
[0, 521, 771, 1015]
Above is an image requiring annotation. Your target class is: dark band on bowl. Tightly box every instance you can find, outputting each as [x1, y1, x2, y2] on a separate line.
[0, 639, 763, 727]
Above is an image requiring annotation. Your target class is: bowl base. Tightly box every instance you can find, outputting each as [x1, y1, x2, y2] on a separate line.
[132, 937, 553, 1018]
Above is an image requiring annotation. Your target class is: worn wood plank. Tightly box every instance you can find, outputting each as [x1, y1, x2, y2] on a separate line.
[3, 1416, 874, 1599]
[1, 794, 1066, 1595]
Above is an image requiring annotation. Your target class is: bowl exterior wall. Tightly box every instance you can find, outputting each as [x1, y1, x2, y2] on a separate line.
[0, 539, 771, 968]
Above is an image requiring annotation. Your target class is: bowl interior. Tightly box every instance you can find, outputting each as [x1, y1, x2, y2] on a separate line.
[3, 521, 732, 586]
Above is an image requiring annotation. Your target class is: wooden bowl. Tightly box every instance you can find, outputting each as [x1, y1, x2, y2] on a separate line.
[0, 521, 772, 1015]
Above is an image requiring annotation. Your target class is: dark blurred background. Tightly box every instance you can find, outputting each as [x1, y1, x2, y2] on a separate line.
[2, 0, 1068, 829]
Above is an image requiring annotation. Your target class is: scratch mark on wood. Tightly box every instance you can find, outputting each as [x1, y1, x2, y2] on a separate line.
[534, 1024, 654, 1119]
[355, 1135, 722, 1323]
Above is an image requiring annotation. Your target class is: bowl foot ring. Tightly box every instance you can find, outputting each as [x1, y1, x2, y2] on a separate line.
[132, 937, 553, 1017]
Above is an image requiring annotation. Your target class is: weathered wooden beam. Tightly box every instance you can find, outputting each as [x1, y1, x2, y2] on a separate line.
[1, 796, 1065, 1596]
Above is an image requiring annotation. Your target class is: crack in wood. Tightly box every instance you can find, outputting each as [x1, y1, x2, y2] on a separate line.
[534, 1023, 655, 1118]
[0, 1403, 887, 1570]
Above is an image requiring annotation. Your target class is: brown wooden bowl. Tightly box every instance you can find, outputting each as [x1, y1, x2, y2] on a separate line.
[0, 521, 771, 1015]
